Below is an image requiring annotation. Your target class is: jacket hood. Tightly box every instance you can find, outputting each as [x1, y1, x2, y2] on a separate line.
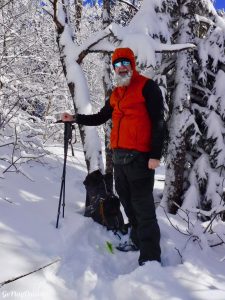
[112, 48, 136, 71]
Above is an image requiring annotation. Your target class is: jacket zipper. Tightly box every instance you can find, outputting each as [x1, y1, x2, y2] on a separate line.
[116, 87, 127, 147]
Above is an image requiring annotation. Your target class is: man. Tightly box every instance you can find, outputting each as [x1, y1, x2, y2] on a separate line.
[61, 47, 165, 266]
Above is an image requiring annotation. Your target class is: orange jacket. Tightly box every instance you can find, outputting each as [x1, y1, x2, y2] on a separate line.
[76, 48, 164, 158]
[110, 48, 152, 152]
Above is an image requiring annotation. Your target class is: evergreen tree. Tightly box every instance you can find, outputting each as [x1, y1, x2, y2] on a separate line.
[181, 5, 225, 218]
[162, 0, 225, 220]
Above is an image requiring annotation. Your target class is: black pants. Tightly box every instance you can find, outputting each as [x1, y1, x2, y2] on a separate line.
[114, 153, 161, 263]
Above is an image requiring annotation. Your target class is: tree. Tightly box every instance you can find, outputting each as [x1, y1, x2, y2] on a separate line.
[1, 0, 224, 224]
[163, 0, 197, 213]
[0, 0, 56, 175]
[46, 0, 112, 173]
[180, 5, 225, 219]
[162, 0, 225, 220]
[102, 0, 113, 181]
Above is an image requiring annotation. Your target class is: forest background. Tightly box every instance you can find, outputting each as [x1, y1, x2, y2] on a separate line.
[1, 0, 225, 299]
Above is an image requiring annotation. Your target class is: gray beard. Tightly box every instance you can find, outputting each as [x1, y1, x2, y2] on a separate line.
[114, 71, 133, 87]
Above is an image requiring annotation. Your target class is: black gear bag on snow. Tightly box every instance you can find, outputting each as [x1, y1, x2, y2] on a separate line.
[83, 170, 127, 234]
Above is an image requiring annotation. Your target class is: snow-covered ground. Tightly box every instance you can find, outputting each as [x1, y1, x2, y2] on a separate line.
[0, 144, 225, 300]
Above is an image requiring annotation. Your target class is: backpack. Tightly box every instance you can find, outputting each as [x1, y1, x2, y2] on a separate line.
[83, 170, 127, 234]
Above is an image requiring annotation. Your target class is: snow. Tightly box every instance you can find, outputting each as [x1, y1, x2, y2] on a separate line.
[128, 0, 172, 42]
[108, 23, 195, 69]
[1, 0, 225, 298]
[75, 26, 113, 59]
[206, 111, 225, 167]
[58, 16, 104, 173]
[214, 70, 225, 120]
[0, 144, 225, 300]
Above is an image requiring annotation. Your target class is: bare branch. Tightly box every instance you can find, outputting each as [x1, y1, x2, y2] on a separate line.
[43, 7, 54, 18]
[210, 241, 224, 247]
[0, 142, 14, 148]
[0, 99, 20, 128]
[172, 201, 195, 230]
[0, 197, 16, 205]
[0, 0, 14, 10]
[0, 21, 30, 47]
[209, 233, 225, 248]
[203, 212, 223, 234]
[0, 42, 37, 70]
[2, 125, 46, 175]
[160, 205, 190, 236]
[0, 258, 61, 288]
[175, 247, 183, 264]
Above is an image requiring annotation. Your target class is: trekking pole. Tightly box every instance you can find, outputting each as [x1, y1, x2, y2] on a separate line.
[56, 122, 73, 228]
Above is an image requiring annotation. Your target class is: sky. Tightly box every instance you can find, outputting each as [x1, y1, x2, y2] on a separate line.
[39, 0, 224, 10]
[84, 0, 225, 10]
[215, 0, 224, 10]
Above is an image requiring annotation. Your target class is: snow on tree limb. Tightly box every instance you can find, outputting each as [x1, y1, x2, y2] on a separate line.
[51, 0, 104, 173]
[76, 29, 112, 64]
[73, 18, 196, 67]
[155, 43, 196, 53]
[117, 0, 138, 12]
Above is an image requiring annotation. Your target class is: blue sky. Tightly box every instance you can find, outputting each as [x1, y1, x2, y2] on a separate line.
[215, 0, 224, 9]
[84, 0, 224, 9]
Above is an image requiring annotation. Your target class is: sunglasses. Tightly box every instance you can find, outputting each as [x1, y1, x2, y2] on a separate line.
[113, 60, 131, 68]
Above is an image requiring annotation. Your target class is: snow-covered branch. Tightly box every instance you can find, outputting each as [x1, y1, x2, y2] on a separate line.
[160, 205, 191, 236]
[155, 43, 196, 53]
[50, 0, 104, 173]
[1, 124, 48, 176]
[195, 14, 214, 27]
[117, 0, 138, 12]
[188, 205, 225, 219]
[160, 203, 225, 252]
[76, 29, 112, 63]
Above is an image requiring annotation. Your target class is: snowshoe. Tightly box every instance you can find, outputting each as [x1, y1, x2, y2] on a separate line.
[116, 240, 139, 252]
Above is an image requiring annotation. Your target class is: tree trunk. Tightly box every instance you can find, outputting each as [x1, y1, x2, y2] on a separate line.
[163, 0, 196, 213]
[54, 0, 104, 173]
[74, 0, 83, 32]
[102, 0, 113, 187]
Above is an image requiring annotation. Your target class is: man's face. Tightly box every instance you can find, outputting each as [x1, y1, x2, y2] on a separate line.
[113, 59, 132, 87]
[114, 60, 132, 76]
